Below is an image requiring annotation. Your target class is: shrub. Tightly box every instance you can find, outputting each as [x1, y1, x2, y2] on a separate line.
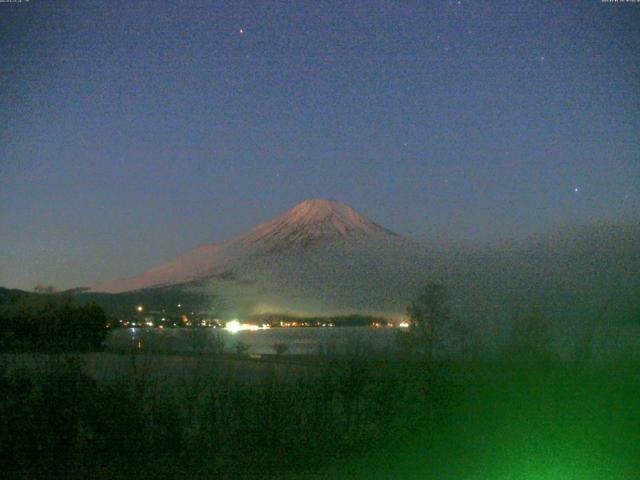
[272, 342, 290, 356]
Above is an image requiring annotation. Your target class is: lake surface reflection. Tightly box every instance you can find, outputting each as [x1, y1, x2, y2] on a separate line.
[105, 326, 399, 355]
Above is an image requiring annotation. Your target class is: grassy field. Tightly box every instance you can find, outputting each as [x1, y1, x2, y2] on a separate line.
[1, 347, 638, 479]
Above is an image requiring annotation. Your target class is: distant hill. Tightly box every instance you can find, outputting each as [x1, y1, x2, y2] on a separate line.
[0, 287, 31, 304]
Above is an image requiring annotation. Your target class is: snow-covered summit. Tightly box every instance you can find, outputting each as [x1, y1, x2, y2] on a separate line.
[242, 199, 397, 252]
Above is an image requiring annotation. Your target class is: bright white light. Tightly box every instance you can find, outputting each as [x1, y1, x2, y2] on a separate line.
[226, 320, 241, 334]
[225, 320, 263, 333]
[399, 321, 410, 328]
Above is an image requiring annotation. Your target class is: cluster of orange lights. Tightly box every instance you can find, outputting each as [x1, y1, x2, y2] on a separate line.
[128, 305, 410, 330]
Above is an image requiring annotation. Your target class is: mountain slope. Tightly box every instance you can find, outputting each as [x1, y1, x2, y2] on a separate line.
[89, 199, 412, 295]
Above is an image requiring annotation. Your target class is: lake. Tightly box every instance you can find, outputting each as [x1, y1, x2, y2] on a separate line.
[105, 326, 400, 356]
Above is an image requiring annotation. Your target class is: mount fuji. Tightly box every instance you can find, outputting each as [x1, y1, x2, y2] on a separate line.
[88, 199, 428, 317]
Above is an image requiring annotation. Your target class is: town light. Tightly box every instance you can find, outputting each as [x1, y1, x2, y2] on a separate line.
[226, 320, 241, 334]
[225, 320, 263, 333]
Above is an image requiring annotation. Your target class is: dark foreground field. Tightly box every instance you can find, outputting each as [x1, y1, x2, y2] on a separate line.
[1, 350, 638, 479]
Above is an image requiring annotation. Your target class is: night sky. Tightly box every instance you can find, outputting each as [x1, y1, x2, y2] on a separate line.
[1, 1, 639, 290]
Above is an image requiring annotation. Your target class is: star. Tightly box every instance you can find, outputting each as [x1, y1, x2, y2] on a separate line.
[239, 28, 245, 35]
[574, 186, 579, 193]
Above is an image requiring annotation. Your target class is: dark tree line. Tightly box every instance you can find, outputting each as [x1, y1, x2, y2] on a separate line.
[0, 295, 108, 352]
[405, 281, 557, 363]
